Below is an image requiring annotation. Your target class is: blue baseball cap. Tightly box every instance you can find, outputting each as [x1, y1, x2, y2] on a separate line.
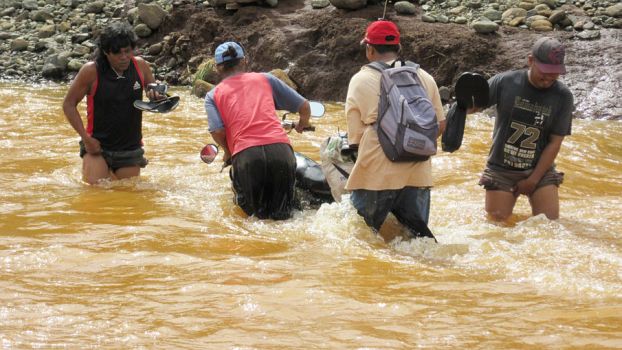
[214, 41, 245, 64]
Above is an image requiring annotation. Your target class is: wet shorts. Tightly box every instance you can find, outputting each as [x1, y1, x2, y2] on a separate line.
[478, 165, 564, 192]
[79, 141, 148, 172]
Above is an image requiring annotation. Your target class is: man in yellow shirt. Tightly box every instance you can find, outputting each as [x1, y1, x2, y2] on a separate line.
[345, 20, 446, 240]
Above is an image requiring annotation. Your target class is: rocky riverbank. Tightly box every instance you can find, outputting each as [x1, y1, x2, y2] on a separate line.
[1, 0, 620, 119]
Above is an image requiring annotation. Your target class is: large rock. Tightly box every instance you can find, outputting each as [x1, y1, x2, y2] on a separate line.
[394, 1, 417, 15]
[138, 3, 167, 30]
[31, 10, 54, 22]
[530, 19, 553, 31]
[38, 24, 56, 38]
[22, 0, 38, 10]
[10, 38, 29, 51]
[134, 24, 152, 38]
[311, 0, 330, 8]
[502, 8, 528, 24]
[84, 1, 105, 14]
[605, 3, 622, 18]
[471, 17, 500, 33]
[42, 53, 70, 79]
[328, 0, 367, 10]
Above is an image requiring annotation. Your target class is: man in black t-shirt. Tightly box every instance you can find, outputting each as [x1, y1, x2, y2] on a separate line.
[478, 37, 574, 221]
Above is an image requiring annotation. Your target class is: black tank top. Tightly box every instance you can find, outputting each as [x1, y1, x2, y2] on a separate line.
[87, 57, 144, 151]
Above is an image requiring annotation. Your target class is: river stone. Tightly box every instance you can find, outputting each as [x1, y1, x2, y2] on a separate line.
[518, 1, 536, 10]
[265, 0, 278, 7]
[42, 53, 70, 79]
[10, 38, 28, 51]
[38, 24, 56, 38]
[483, 9, 503, 21]
[465, 0, 483, 9]
[67, 59, 84, 71]
[1, 7, 15, 16]
[605, 3, 622, 17]
[538, 0, 557, 8]
[72, 44, 90, 56]
[449, 5, 466, 15]
[422, 14, 437, 22]
[328, 0, 367, 10]
[22, 0, 38, 10]
[0, 32, 18, 40]
[472, 17, 500, 33]
[138, 3, 167, 30]
[395, 1, 417, 14]
[510, 16, 526, 26]
[534, 3, 552, 16]
[128, 7, 139, 24]
[134, 23, 152, 37]
[31, 10, 54, 22]
[84, 1, 105, 14]
[576, 30, 600, 39]
[502, 8, 528, 23]
[311, 0, 330, 8]
[548, 9, 566, 23]
[530, 18, 553, 30]
[455, 16, 468, 24]
[148, 43, 163, 55]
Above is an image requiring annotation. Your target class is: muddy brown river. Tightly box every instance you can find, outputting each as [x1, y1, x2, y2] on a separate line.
[1, 83, 620, 348]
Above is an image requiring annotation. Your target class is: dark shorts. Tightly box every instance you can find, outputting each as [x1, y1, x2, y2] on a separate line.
[79, 141, 148, 172]
[479, 165, 564, 192]
[230, 143, 296, 220]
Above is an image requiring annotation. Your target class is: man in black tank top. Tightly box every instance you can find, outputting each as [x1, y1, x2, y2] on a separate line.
[63, 22, 163, 184]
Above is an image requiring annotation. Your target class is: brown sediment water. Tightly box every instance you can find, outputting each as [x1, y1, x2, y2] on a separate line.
[0, 83, 620, 348]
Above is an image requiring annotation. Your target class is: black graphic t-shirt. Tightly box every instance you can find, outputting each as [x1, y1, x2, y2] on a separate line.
[486, 70, 573, 170]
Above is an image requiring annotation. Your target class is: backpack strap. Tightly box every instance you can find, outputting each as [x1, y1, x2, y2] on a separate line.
[367, 59, 421, 71]
[366, 61, 390, 72]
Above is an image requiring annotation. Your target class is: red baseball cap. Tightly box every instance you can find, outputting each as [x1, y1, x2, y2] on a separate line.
[360, 20, 400, 45]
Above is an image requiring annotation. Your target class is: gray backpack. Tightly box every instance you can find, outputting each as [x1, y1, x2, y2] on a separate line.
[368, 61, 439, 162]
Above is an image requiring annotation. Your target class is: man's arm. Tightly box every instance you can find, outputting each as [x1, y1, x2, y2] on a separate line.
[210, 129, 231, 165]
[294, 100, 311, 133]
[62, 62, 100, 154]
[514, 134, 564, 196]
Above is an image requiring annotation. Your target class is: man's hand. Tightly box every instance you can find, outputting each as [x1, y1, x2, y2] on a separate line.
[82, 135, 101, 155]
[294, 120, 310, 134]
[513, 178, 537, 196]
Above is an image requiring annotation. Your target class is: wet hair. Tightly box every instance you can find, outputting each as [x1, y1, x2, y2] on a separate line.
[220, 44, 243, 69]
[370, 44, 400, 54]
[94, 22, 137, 68]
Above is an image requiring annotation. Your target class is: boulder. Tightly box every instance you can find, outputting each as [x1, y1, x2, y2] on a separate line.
[311, 0, 330, 8]
[138, 3, 167, 30]
[134, 23, 152, 38]
[605, 3, 622, 18]
[530, 19, 553, 31]
[471, 17, 500, 33]
[84, 1, 105, 14]
[10, 38, 29, 52]
[394, 1, 417, 15]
